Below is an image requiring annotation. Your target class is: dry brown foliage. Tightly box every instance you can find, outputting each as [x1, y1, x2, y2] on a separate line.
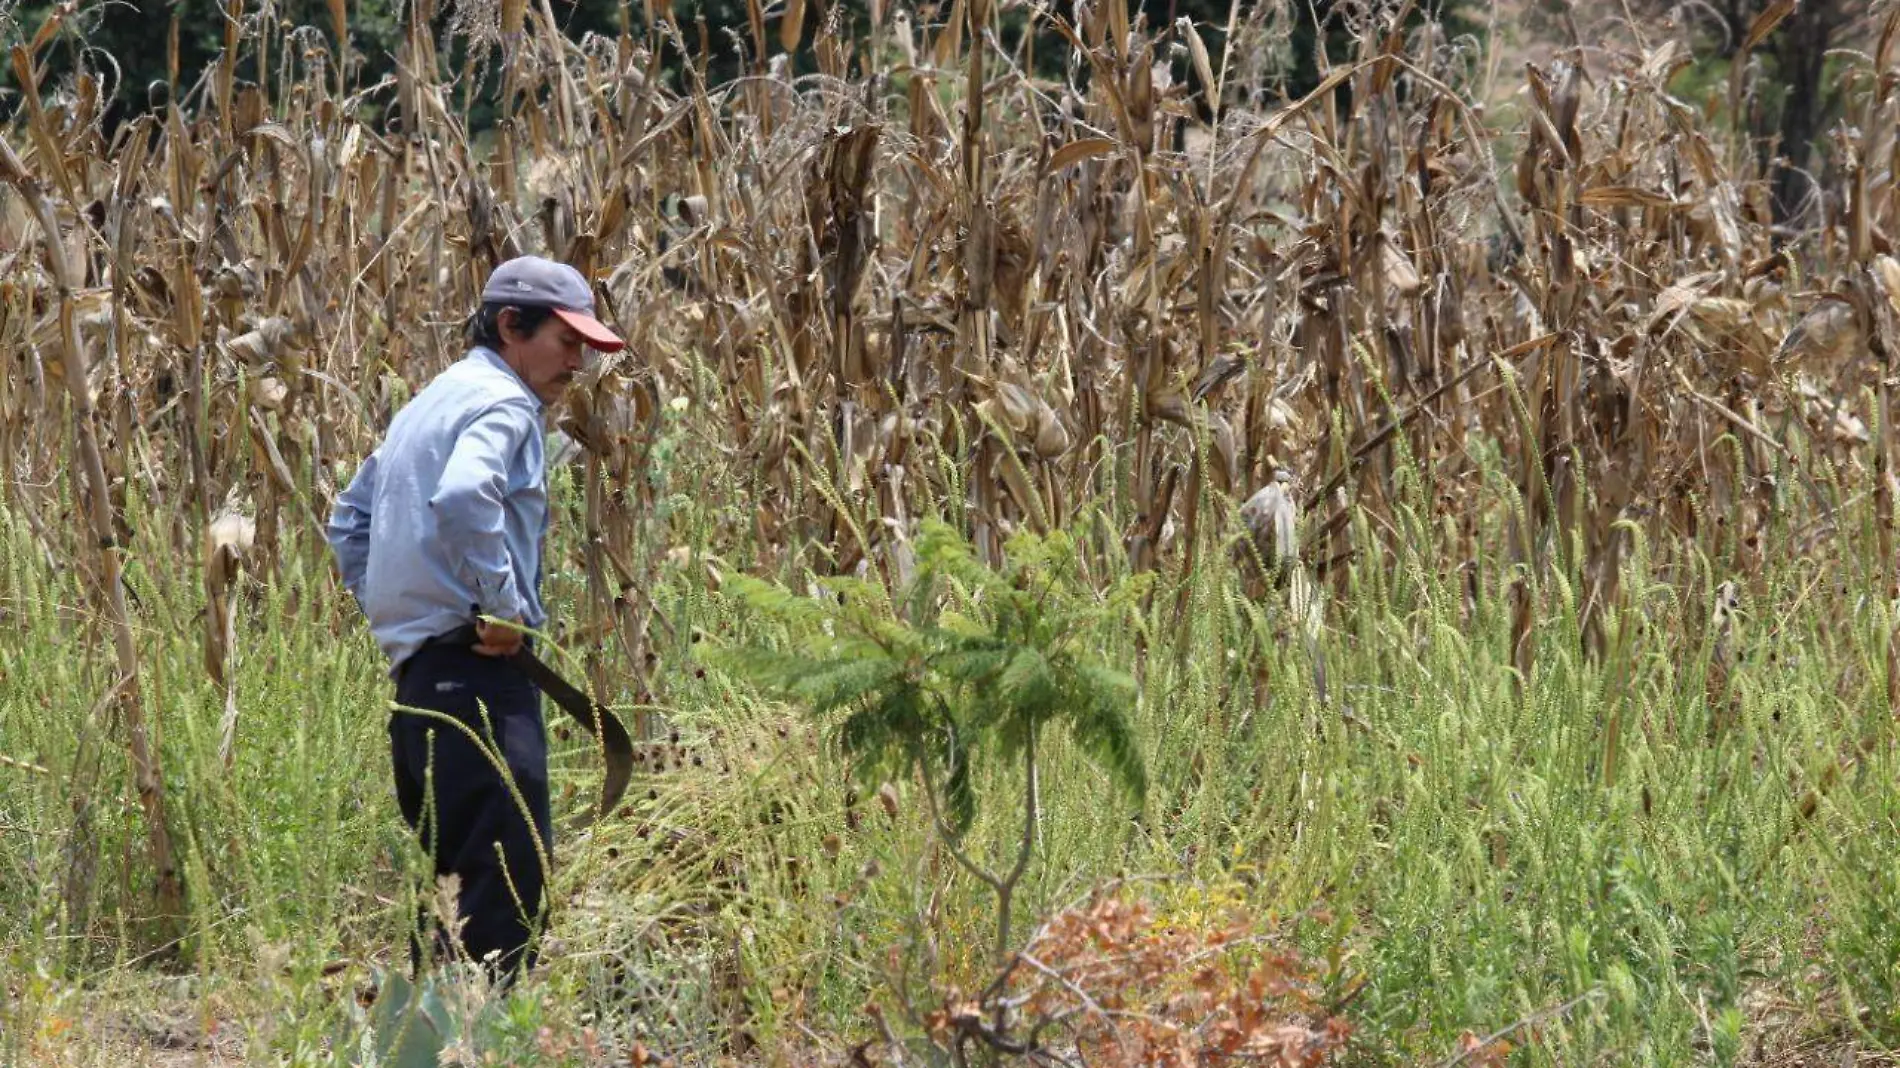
[994, 893, 1350, 1066]
[848, 887, 1350, 1064]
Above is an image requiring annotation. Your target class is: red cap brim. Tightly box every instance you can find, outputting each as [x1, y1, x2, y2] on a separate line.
[553, 308, 627, 352]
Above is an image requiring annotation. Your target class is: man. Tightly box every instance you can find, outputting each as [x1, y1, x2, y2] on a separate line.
[325, 255, 625, 981]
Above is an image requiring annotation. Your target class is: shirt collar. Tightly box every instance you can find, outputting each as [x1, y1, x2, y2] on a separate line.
[470, 346, 545, 413]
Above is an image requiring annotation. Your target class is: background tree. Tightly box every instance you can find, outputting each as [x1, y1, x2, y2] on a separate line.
[0, 0, 624, 128]
[5, 0, 1486, 130]
[1276, 0, 1484, 98]
[1534, 0, 1875, 224]
[1745, 0, 1862, 224]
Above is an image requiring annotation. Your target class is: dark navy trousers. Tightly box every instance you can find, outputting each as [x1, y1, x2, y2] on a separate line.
[390, 642, 552, 980]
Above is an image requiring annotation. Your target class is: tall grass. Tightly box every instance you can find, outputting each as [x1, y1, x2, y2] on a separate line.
[5, 411, 1899, 1063]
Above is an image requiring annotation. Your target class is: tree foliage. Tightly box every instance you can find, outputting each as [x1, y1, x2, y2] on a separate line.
[0, 0, 621, 126]
[714, 519, 1149, 839]
[3, 0, 1489, 129]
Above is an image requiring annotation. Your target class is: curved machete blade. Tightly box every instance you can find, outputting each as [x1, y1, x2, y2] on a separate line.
[506, 648, 634, 825]
[433, 623, 635, 826]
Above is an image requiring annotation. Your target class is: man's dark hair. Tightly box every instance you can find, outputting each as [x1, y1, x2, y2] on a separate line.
[465, 302, 558, 351]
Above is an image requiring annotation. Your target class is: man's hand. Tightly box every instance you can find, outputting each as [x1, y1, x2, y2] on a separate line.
[473, 616, 526, 657]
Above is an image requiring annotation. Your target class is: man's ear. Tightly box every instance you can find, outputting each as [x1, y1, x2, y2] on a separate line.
[496, 307, 521, 344]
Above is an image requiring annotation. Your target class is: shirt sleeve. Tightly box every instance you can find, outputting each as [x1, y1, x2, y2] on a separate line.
[429, 401, 541, 622]
[325, 451, 379, 609]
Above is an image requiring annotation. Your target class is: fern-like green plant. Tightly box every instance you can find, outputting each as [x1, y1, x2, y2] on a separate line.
[711, 519, 1148, 965]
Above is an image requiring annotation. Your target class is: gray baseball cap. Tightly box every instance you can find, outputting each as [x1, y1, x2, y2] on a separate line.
[481, 255, 626, 352]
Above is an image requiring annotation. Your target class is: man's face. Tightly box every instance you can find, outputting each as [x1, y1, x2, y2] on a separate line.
[500, 309, 588, 405]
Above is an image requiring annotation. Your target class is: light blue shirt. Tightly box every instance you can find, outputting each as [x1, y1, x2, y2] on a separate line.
[325, 347, 549, 673]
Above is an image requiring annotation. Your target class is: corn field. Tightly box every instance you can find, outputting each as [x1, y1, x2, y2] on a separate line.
[4, 0, 1900, 1056]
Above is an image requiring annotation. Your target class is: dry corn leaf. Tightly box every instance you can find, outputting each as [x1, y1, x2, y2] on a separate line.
[224, 316, 296, 366]
[1647, 272, 1720, 335]
[1640, 39, 1689, 85]
[1777, 297, 1861, 371]
[1047, 137, 1116, 174]
[1177, 18, 1216, 112]
[781, 0, 806, 51]
[1579, 185, 1674, 210]
[1032, 408, 1069, 459]
[1241, 479, 1298, 569]
[1740, 0, 1795, 54]
[1873, 255, 1900, 317]
[248, 376, 288, 411]
[1378, 233, 1421, 297]
[202, 508, 255, 578]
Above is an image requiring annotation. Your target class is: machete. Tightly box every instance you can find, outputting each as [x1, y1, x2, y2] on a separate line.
[440, 623, 634, 825]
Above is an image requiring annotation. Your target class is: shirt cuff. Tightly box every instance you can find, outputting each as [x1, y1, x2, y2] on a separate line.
[472, 572, 525, 622]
